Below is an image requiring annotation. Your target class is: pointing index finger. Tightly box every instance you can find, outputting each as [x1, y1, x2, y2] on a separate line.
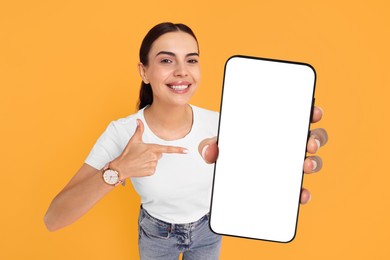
[153, 144, 188, 154]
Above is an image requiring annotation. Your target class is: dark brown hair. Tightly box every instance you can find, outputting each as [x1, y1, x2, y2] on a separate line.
[137, 22, 199, 110]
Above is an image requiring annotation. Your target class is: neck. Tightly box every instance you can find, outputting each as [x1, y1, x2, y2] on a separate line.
[143, 102, 193, 140]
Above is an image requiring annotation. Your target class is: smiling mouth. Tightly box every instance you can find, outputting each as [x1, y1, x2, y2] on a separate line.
[167, 84, 190, 90]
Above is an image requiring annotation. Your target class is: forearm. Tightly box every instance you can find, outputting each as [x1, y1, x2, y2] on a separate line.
[44, 170, 114, 231]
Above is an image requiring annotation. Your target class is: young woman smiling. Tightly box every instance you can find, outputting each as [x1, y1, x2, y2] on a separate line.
[44, 22, 328, 260]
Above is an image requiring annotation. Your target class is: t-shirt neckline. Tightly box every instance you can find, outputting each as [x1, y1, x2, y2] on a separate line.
[139, 104, 197, 144]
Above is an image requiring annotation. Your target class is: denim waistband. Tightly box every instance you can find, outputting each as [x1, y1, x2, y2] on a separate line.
[140, 205, 210, 232]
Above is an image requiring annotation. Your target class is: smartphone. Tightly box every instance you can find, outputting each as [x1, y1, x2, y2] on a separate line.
[210, 55, 316, 242]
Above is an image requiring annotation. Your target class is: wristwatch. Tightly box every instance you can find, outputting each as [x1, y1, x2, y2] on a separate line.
[102, 162, 124, 187]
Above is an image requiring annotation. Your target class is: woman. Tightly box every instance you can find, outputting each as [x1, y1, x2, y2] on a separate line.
[44, 22, 328, 259]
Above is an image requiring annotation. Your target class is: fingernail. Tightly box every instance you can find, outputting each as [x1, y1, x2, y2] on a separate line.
[315, 139, 321, 152]
[136, 119, 140, 126]
[183, 149, 189, 154]
[311, 159, 318, 171]
[201, 145, 209, 159]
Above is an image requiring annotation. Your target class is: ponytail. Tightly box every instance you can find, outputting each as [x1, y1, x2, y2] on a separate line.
[138, 82, 153, 110]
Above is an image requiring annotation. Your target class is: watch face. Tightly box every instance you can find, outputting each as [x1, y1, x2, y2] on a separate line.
[103, 169, 119, 185]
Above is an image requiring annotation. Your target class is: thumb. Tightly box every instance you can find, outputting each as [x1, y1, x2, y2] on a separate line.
[198, 137, 219, 164]
[129, 119, 144, 143]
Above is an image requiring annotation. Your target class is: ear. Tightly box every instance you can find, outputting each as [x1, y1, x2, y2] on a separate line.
[138, 63, 150, 84]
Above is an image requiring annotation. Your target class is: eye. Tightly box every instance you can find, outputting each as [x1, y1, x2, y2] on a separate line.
[187, 59, 199, 64]
[160, 58, 173, 64]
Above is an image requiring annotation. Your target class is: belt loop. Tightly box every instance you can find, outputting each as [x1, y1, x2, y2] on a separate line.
[171, 224, 175, 233]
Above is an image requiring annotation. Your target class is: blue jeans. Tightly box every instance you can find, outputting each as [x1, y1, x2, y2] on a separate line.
[138, 206, 222, 260]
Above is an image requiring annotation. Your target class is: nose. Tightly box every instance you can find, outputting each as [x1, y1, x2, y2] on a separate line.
[173, 62, 188, 77]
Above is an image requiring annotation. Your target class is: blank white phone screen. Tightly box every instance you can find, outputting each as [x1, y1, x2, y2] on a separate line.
[210, 56, 316, 242]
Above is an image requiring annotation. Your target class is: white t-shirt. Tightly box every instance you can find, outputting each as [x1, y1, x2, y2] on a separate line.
[85, 105, 219, 224]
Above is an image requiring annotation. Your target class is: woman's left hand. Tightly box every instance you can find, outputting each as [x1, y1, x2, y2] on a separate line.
[199, 106, 328, 205]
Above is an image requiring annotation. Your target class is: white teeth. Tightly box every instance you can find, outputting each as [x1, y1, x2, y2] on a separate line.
[169, 85, 189, 90]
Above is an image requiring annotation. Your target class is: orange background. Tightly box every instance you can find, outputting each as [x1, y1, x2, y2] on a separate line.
[1, 0, 389, 259]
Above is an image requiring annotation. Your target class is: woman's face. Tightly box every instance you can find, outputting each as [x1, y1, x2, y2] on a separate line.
[139, 31, 200, 108]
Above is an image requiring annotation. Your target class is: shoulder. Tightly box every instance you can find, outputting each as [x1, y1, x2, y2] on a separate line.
[104, 110, 142, 138]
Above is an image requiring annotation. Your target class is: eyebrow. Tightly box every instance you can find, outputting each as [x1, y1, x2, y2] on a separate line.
[156, 51, 199, 57]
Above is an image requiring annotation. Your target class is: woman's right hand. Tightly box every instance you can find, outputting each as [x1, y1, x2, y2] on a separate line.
[110, 119, 188, 179]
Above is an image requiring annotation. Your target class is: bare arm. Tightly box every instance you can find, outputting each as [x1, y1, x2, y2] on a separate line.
[44, 119, 187, 232]
[44, 163, 114, 232]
